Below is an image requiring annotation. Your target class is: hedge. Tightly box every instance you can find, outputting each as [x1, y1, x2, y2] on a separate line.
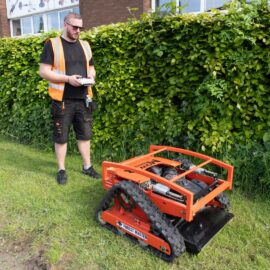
[0, 1, 270, 160]
[87, 1, 270, 159]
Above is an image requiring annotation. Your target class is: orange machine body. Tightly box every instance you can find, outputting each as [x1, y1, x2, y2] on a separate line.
[102, 145, 233, 222]
[97, 145, 234, 260]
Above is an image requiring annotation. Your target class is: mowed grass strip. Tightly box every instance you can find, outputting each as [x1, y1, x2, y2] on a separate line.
[0, 138, 269, 270]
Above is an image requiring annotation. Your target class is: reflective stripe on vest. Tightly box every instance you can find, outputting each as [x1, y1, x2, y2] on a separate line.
[49, 37, 93, 101]
[79, 40, 93, 98]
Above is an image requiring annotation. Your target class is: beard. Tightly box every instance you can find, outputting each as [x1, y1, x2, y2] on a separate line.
[66, 29, 79, 41]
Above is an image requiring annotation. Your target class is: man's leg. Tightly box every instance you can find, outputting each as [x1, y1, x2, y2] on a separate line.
[75, 101, 100, 179]
[54, 142, 68, 184]
[55, 142, 68, 170]
[51, 100, 71, 184]
[78, 139, 100, 179]
[77, 140, 91, 168]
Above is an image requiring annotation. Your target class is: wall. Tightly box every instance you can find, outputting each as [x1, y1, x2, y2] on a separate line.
[0, 0, 152, 37]
[0, 0, 10, 37]
[80, 0, 151, 29]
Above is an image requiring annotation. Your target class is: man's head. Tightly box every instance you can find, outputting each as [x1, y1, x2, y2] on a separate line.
[63, 13, 83, 41]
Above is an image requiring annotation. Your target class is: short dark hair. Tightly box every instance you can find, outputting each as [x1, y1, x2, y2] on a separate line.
[64, 12, 82, 23]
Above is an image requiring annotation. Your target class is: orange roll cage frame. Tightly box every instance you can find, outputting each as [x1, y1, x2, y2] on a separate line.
[102, 145, 234, 222]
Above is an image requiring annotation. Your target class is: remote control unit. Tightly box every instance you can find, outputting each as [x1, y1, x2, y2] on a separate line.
[79, 78, 95, 86]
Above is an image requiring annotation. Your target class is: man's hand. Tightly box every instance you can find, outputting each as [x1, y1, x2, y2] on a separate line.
[68, 75, 84, 87]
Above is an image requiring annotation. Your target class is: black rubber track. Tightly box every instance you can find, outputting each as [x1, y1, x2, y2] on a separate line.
[95, 181, 186, 262]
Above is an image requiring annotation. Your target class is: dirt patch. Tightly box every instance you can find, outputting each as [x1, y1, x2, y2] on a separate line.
[0, 250, 30, 270]
[27, 249, 51, 270]
[0, 239, 50, 270]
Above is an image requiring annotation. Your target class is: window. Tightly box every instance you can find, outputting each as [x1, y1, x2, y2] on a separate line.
[12, 20, 21, 36]
[205, 0, 230, 10]
[156, 0, 173, 9]
[153, 0, 232, 13]
[59, 9, 72, 29]
[21, 17, 32, 35]
[33, 15, 44, 34]
[181, 0, 201, 13]
[155, 0, 179, 11]
[155, 0, 201, 13]
[73, 6, 80, 14]
[47, 12, 59, 31]
[10, 6, 80, 37]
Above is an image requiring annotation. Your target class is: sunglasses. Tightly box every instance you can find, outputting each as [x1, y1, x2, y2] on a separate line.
[66, 22, 84, 31]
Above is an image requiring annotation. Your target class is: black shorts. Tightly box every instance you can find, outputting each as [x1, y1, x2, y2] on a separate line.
[51, 99, 93, 144]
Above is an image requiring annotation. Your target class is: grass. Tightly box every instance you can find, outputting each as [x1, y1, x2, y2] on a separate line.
[0, 137, 269, 270]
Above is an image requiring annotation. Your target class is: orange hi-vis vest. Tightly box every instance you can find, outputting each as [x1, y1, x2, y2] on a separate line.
[49, 37, 93, 101]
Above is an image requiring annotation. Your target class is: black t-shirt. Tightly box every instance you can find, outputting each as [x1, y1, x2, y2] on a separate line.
[40, 37, 94, 100]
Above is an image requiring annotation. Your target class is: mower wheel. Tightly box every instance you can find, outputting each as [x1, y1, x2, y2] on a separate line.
[117, 228, 126, 236]
[95, 180, 186, 261]
[97, 210, 106, 225]
[138, 239, 148, 247]
[215, 192, 230, 211]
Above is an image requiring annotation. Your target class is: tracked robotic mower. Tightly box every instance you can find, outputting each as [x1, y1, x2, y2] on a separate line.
[95, 145, 234, 261]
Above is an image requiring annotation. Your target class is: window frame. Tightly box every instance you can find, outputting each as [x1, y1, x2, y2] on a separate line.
[10, 6, 79, 37]
[152, 0, 233, 13]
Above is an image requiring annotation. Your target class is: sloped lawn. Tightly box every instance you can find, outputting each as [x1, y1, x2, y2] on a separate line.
[0, 138, 269, 270]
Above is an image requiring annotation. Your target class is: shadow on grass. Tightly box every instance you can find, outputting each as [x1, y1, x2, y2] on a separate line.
[0, 146, 55, 175]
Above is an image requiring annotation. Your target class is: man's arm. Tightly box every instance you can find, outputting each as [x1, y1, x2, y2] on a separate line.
[39, 63, 83, 87]
[88, 65, 96, 79]
[39, 63, 69, 83]
[39, 41, 69, 83]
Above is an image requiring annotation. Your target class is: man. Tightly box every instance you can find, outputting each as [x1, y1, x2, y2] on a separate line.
[39, 12, 100, 184]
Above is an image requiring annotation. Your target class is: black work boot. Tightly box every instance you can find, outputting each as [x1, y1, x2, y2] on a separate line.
[82, 166, 101, 179]
[56, 170, 67, 184]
